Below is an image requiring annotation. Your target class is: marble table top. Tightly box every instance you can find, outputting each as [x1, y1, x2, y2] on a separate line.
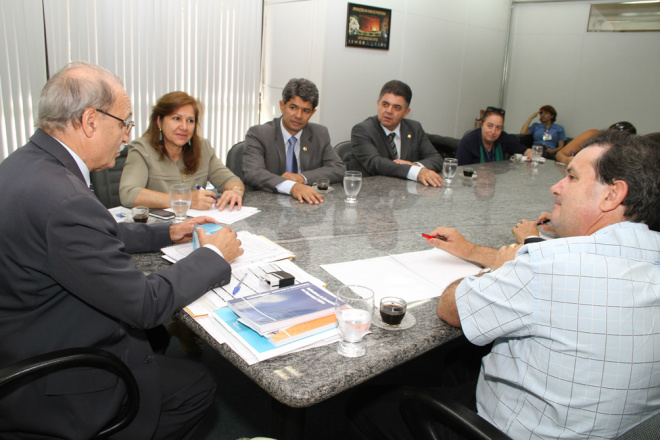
[134, 159, 567, 408]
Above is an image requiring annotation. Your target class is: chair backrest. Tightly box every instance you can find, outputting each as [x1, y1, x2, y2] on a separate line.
[226, 141, 245, 181]
[90, 147, 129, 208]
[0, 347, 139, 439]
[334, 140, 352, 166]
[426, 134, 459, 160]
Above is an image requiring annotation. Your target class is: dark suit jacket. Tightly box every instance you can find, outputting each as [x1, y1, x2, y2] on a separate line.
[349, 116, 443, 178]
[242, 117, 346, 192]
[0, 129, 231, 439]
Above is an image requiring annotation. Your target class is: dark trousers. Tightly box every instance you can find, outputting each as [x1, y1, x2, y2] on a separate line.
[149, 355, 217, 440]
[346, 337, 492, 440]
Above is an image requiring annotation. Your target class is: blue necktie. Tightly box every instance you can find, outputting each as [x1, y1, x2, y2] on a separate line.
[287, 137, 298, 174]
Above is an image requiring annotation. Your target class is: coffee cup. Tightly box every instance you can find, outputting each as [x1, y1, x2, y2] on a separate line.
[132, 206, 149, 223]
[463, 168, 475, 178]
[514, 153, 523, 161]
[316, 178, 330, 191]
[379, 297, 407, 326]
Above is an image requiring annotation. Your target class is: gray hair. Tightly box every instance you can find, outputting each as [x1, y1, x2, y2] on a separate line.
[281, 78, 319, 109]
[36, 61, 123, 132]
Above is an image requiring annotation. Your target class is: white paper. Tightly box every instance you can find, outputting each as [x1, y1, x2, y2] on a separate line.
[321, 248, 480, 305]
[165, 206, 260, 224]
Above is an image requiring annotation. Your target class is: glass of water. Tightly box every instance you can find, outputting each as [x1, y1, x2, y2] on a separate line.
[532, 145, 544, 165]
[442, 158, 458, 184]
[335, 285, 374, 358]
[169, 184, 192, 223]
[343, 171, 362, 204]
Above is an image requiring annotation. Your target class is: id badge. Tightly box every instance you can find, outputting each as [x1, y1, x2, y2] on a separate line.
[543, 131, 552, 141]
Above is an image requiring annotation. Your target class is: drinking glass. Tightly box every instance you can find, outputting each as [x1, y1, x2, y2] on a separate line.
[335, 285, 374, 358]
[169, 184, 192, 223]
[343, 171, 362, 204]
[442, 158, 458, 184]
[532, 145, 544, 164]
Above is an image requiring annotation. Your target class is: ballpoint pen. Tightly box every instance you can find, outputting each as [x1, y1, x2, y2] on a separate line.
[196, 184, 218, 202]
[232, 273, 248, 296]
[422, 233, 447, 241]
[537, 219, 551, 226]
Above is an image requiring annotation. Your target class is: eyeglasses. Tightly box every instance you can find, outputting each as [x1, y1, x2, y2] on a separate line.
[96, 108, 135, 134]
[485, 106, 506, 117]
[614, 122, 629, 131]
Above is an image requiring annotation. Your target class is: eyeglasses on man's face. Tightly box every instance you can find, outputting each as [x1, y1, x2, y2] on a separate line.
[96, 108, 135, 134]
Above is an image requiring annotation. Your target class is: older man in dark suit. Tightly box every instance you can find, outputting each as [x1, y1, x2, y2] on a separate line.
[350, 80, 444, 187]
[0, 62, 243, 439]
[243, 78, 346, 205]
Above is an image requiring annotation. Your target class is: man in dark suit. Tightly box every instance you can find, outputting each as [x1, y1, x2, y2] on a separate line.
[0, 62, 243, 439]
[350, 80, 444, 187]
[243, 78, 346, 205]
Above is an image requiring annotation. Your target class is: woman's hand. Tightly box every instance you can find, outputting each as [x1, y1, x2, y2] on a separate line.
[191, 189, 218, 210]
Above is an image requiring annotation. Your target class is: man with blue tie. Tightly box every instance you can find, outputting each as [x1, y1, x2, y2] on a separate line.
[349, 80, 444, 187]
[243, 78, 346, 204]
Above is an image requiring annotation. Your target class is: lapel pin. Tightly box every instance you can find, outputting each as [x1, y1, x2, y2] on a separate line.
[407, 134, 412, 139]
[303, 147, 308, 151]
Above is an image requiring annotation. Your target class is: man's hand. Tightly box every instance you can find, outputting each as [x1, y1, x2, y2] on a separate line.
[425, 227, 476, 260]
[417, 168, 443, 187]
[281, 172, 305, 184]
[493, 244, 519, 269]
[196, 225, 244, 263]
[512, 219, 539, 244]
[215, 189, 243, 212]
[169, 216, 219, 244]
[191, 189, 218, 210]
[290, 183, 324, 205]
[536, 212, 557, 235]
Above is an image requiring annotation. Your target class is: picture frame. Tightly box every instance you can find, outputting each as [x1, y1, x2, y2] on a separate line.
[345, 3, 391, 50]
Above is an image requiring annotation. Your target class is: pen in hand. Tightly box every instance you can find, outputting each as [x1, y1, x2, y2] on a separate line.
[232, 273, 248, 296]
[422, 233, 447, 241]
[537, 219, 551, 226]
[196, 184, 218, 203]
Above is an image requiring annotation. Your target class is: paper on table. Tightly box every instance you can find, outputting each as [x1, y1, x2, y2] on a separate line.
[185, 259, 327, 317]
[161, 231, 294, 269]
[321, 248, 480, 305]
[165, 205, 260, 224]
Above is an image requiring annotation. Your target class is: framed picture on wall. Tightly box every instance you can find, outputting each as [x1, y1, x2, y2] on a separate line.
[346, 3, 391, 50]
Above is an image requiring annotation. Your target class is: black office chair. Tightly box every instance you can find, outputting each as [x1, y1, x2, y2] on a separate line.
[0, 347, 140, 439]
[334, 140, 352, 166]
[400, 389, 660, 440]
[90, 147, 129, 208]
[427, 134, 459, 159]
[226, 141, 245, 181]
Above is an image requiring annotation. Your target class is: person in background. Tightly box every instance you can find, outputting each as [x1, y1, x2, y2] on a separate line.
[349, 80, 444, 187]
[555, 121, 636, 165]
[243, 78, 346, 205]
[520, 105, 567, 156]
[456, 106, 530, 165]
[0, 61, 244, 439]
[120, 91, 244, 211]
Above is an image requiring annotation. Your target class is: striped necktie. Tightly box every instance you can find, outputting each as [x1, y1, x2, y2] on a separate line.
[388, 132, 398, 159]
[287, 137, 298, 174]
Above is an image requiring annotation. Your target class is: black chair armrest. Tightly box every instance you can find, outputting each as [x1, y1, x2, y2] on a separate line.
[0, 347, 139, 439]
[400, 389, 511, 440]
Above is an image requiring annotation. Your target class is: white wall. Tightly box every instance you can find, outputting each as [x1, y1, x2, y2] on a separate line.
[504, 2, 660, 137]
[262, 0, 513, 144]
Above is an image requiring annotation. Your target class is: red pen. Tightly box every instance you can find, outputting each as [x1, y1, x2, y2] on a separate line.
[422, 233, 434, 239]
[422, 233, 447, 241]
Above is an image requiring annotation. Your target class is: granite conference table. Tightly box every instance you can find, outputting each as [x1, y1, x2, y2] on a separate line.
[134, 159, 566, 438]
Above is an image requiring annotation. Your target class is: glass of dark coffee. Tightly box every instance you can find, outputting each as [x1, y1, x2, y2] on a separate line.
[379, 297, 407, 326]
[132, 206, 149, 223]
[316, 178, 330, 191]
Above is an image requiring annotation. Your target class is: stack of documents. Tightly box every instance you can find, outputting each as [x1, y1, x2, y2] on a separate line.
[210, 282, 340, 364]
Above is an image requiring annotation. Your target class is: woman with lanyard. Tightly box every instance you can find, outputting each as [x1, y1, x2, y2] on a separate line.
[456, 107, 531, 165]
